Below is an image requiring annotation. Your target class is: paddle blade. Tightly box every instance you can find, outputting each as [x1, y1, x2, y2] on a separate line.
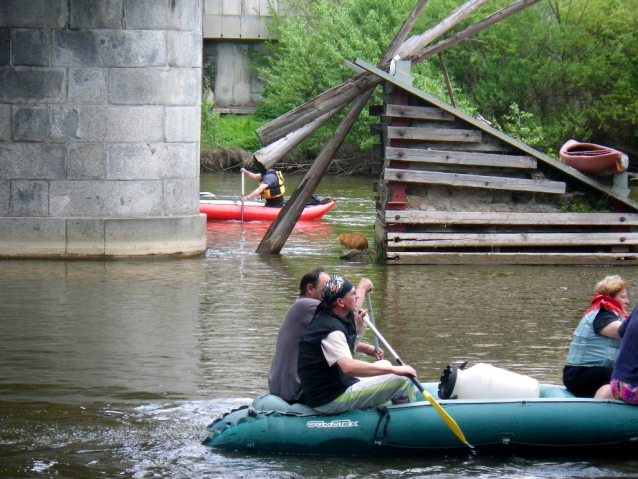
[419, 387, 472, 448]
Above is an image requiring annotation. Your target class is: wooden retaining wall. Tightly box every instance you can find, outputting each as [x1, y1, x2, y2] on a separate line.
[364, 60, 638, 266]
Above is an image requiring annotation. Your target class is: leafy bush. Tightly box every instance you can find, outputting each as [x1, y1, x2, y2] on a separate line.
[252, 0, 451, 153]
[492, 103, 546, 150]
[208, 0, 637, 161]
[444, 0, 638, 154]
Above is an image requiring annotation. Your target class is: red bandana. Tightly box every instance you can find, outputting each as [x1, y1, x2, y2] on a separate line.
[585, 293, 629, 318]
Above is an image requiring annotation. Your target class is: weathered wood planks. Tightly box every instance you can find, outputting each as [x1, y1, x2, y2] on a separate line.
[386, 252, 638, 265]
[385, 147, 537, 169]
[384, 168, 566, 194]
[384, 105, 455, 121]
[386, 211, 638, 225]
[385, 126, 482, 142]
[386, 232, 638, 248]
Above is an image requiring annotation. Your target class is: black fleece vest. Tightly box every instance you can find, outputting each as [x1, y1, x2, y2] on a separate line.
[297, 305, 359, 408]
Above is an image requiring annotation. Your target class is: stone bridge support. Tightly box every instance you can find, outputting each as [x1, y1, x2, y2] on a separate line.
[0, 0, 206, 258]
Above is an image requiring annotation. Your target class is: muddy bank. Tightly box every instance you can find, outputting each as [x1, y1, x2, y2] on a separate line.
[201, 147, 381, 175]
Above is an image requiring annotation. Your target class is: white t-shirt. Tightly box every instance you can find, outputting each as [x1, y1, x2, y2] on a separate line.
[321, 331, 352, 366]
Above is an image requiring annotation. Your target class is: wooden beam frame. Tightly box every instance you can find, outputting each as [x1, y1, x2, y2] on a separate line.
[384, 168, 566, 194]
[386, 232, 638, 248]
[385, 211, 638, 225]
[385, 147, 537, 169]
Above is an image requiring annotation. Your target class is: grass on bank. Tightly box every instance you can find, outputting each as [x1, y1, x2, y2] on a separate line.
[201, 102, 265, 152]
[200, 100, 379, 174]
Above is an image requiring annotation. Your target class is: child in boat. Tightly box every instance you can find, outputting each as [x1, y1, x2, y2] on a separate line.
[563, 275, 629, 397]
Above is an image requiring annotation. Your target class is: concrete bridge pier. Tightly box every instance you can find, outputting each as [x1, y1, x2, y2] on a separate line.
[0, 0, 206, 258]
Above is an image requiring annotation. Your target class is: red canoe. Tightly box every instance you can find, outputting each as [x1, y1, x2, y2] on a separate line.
[559, 139, 629, 176]
[200, 199, 336, 221]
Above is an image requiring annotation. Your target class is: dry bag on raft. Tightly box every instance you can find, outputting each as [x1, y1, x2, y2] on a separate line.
[438, 362, 540, 399]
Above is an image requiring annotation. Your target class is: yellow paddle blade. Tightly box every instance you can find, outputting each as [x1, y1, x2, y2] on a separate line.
[421, 389, 472, 448]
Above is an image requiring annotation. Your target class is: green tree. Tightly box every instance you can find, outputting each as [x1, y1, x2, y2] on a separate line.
[252, 0, 473, 153]
[446, 0, 638, 154]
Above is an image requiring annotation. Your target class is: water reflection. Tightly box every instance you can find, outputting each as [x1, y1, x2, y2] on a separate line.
[2, 173, 638, 478]
[205, 218, 336, 256]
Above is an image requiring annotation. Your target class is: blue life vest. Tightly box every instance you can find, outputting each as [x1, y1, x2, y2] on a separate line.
[565, 308, 623, 368]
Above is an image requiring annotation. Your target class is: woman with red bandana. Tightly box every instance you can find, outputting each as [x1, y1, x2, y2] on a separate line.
[563, 275, 630, 397]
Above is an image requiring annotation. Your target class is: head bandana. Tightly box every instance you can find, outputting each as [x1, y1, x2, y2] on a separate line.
[322, 276, 354, 306]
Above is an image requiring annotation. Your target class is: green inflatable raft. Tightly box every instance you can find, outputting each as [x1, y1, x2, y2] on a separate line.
[203, 382, 638, 456]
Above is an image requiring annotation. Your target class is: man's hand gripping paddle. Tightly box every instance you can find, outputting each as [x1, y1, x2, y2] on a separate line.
[361, 297, 473, 449]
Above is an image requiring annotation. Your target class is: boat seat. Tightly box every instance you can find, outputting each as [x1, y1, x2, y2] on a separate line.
[251, 393, 319, 416]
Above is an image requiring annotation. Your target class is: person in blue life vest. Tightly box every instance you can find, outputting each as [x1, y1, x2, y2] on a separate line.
[268, 268, 380, 405]
[298, 275, 417, 414]
[563, 275, 630, 397]
[240, 167, 285, 207]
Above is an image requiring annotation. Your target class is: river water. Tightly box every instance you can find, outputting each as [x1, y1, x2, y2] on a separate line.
[2, 172, 638, 478]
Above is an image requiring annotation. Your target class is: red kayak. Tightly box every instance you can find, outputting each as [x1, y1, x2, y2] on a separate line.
[199, 199, 336, 221]
[559, 139, 629, 176]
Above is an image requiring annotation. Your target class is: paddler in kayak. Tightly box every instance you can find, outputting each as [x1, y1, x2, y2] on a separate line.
[240, 167, 285, 207]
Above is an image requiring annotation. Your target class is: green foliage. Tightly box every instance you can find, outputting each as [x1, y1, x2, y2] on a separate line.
[201, 100, 265, 152]
[252, 0, 468, 153]
[558, 193, 611, 213]
[411, 60, 477, 117]
[492, 103, 545, 150]
[444, 0, 638, 153]
[200, 99, 220, 147]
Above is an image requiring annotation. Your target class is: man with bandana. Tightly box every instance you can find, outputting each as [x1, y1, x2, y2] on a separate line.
[268, 268, 380, 404]
[298, 275, 417, 414]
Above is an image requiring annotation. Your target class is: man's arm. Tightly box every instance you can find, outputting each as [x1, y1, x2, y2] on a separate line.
[336, 356, 416, 378]
[242, 183, 268, 202]
[240, 168, 262, 181]
[355, 341, 384, 360]
[355, 278, 373, 310]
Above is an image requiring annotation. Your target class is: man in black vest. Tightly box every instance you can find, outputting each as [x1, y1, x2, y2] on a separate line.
[298, 276, 417, 414]
[268, 268, 379, 404]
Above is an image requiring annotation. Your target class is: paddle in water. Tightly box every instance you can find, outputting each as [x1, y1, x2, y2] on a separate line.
[361, 299, 473, 449]
[240, 168, 245, 222]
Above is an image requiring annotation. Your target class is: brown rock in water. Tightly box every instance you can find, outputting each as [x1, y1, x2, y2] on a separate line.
[338, 232, 369, 250]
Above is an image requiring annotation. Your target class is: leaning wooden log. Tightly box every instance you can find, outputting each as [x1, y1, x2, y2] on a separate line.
[438, 53, 457, 107]
[255, 0, 492, 146]
[411, 0, 543, 63]
[253, 108, 343, 171]
[255, 74, 380, 148]
[254, 0, 432, 252]
[396, 0, 491, 59]
[380, 0, 430, 63]
[255, 89, 375, 254]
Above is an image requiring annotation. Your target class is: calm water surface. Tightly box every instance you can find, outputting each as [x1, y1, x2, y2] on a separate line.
[2, 172, 638, 478]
